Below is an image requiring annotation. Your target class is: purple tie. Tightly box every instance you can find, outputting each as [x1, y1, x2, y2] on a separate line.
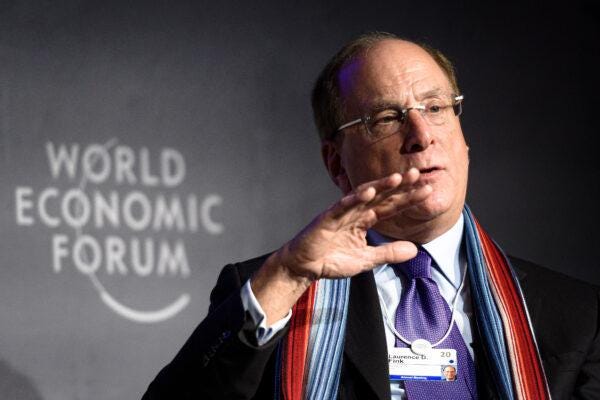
[393, 248, 477, 399]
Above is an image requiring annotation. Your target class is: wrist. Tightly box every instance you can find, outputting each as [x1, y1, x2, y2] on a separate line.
[254, 249, 314, 292]
[250, 248, 314, 325]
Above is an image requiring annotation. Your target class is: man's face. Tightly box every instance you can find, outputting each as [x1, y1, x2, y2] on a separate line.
[443, 366, 457, 381]
[325, 39, 469, 240]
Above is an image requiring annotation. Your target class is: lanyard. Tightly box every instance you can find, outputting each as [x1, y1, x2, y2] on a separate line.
[377, 260, 468, 355]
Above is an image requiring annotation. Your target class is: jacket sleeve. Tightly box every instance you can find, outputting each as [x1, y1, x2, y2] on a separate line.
[142, 257, 286, 399]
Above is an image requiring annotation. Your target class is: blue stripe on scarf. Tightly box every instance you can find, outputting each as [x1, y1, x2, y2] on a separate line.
[463, 206, 514, 399]
[305, 278, 350, 399]
[273, 278, 350, 400]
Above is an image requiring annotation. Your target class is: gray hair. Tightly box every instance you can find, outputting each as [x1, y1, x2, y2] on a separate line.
[311, 32, 460, 141]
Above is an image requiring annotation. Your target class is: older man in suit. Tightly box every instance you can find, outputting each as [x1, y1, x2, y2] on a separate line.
[143, 32, 600, 399]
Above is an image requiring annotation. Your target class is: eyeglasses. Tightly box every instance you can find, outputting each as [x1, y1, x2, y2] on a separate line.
[336, 94, 464, 140]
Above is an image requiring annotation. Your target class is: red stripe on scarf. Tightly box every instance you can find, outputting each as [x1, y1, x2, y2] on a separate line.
[474, 218, 549, 399]
[282, 281, 317, 400]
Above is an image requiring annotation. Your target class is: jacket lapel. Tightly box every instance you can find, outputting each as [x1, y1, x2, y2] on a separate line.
[344, 271, 391, 399]
[509, 257, 541, 328]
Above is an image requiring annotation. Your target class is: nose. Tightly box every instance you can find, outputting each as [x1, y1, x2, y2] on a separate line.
[401, 109, 432, 154]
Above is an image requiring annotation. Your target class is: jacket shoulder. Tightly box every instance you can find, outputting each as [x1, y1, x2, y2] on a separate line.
[509, 255, 599, 355]
[508, 258, 600, 398]
[509, 255, 600, 297]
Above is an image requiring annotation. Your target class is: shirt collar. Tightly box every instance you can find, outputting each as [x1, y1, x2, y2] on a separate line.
[369, 215, 464, 286]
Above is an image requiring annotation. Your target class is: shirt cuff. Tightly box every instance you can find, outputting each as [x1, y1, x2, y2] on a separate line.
[240, 279, 292, 346]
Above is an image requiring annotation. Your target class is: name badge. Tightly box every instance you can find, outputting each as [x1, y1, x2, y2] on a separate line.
[388, 348, 458, 381]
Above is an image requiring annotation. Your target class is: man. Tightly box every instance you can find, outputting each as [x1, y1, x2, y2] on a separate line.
[443, 366, 457, 382]
[143, 32, 600, 399]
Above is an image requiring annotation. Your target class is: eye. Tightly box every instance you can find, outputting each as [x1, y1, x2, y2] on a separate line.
[424, 100, 446, 114]
[372, 109, 400, 125]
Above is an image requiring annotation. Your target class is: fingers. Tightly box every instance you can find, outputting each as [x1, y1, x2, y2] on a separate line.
[336, 170, 410, 211]
[373, 184, 433, 220]
[333, 168, 430, 220]
[318, 240, 420, 279]
[363, 168, 421, 207]
[356, 171, 404, 194]
[337, 173, 401, 211]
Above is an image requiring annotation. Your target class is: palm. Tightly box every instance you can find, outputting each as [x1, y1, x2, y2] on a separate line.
[281, 169, 432, 280]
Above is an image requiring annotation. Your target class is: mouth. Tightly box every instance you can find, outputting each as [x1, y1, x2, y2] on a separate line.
[418, 166, 442, 175]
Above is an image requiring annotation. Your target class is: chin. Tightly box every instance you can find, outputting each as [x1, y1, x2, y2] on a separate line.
[407, 194, 452, 221]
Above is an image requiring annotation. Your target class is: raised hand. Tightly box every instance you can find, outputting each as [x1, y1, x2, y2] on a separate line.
[251, 168, 432, 324]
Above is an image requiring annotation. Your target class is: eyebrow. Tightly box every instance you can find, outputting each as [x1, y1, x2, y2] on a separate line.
[362, 87, 451, 112]
[366, 100, 401, 112]
[415, 87, 448, 100]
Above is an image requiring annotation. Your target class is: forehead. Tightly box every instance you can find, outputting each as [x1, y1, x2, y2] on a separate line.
[338, 40, 452, 110]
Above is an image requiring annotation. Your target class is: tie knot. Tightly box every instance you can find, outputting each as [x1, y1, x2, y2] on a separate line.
[393, 248, 432, 280]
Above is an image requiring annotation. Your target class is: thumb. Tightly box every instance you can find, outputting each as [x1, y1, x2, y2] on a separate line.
[365, 241, 418, 268]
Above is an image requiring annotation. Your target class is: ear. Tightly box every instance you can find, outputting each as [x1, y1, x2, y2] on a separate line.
[321, 139, 352, 194]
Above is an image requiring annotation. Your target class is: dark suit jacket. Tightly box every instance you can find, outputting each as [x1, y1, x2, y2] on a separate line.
[143, 255, 600, 399]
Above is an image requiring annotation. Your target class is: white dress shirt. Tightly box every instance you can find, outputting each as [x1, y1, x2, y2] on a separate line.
[370, 215, 473, 399]
[240, 215, 473, 399]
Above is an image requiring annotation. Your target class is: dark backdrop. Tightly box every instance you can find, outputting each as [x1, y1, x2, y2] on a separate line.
[1, 1, 598, 399]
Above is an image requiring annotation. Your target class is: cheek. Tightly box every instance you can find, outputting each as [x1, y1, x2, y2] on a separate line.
[457, 146, 470, 182]
[447, 134, 469, 179]
[340, 143, 388, 187]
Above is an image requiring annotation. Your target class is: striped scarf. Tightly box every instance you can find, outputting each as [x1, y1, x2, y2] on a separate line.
[274, 206, 550, 399]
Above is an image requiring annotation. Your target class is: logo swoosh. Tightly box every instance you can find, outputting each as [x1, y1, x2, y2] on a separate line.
[100, 290, 190, 323]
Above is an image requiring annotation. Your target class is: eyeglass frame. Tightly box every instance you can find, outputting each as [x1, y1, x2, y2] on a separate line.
[335, 94, 464, 138]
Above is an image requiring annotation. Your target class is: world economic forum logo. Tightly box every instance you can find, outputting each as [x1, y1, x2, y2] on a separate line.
[14, 139, 222, 323]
